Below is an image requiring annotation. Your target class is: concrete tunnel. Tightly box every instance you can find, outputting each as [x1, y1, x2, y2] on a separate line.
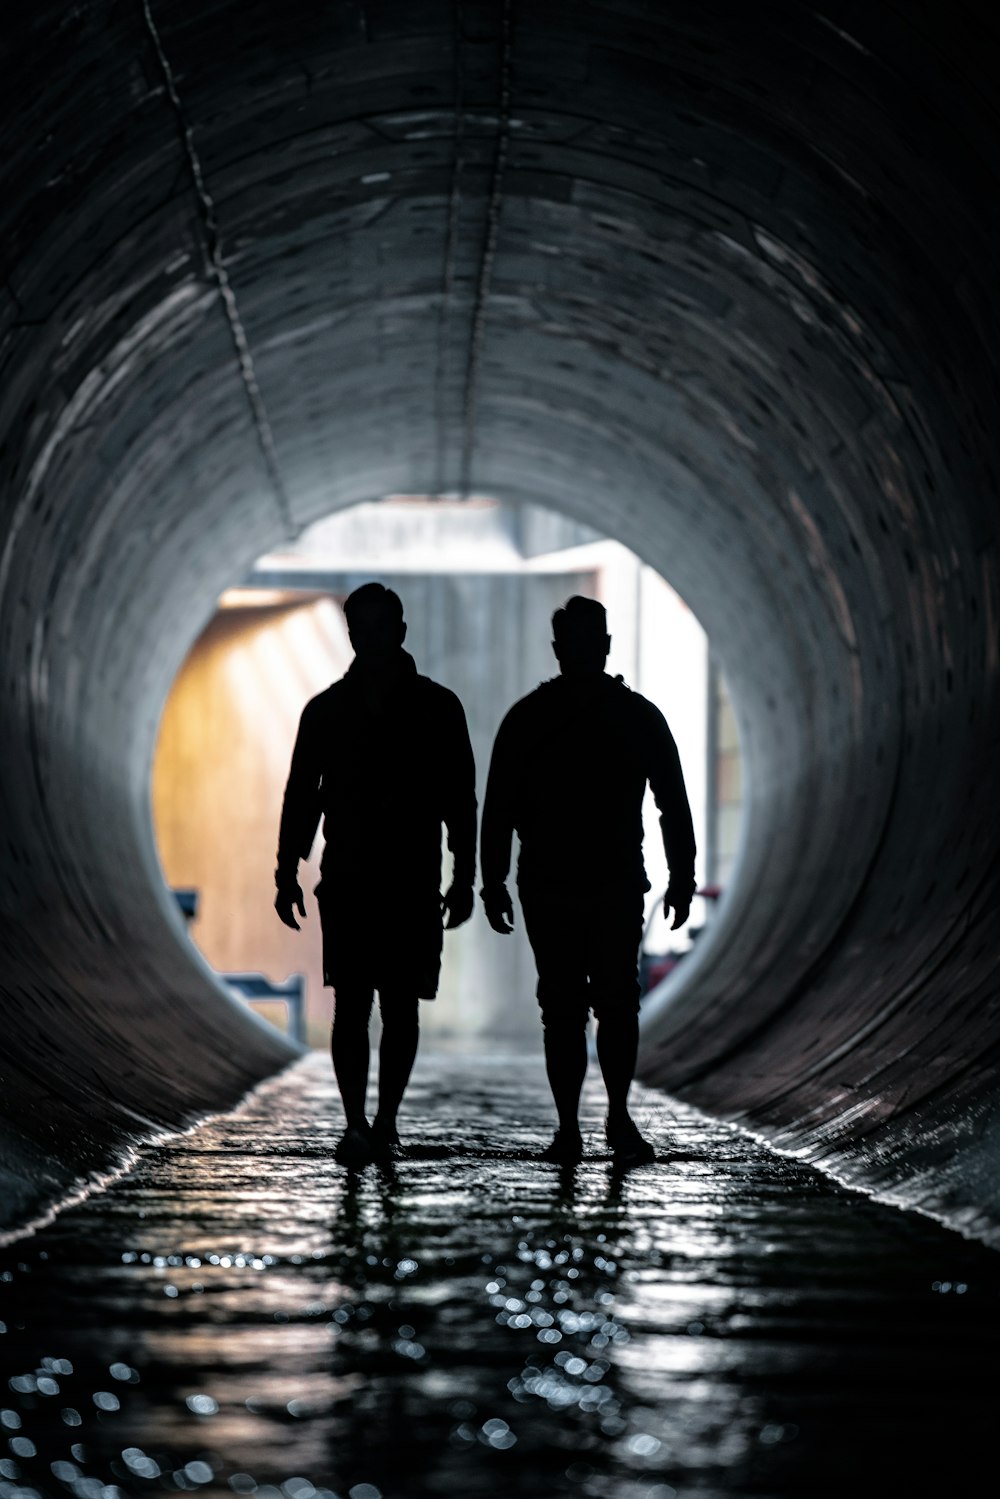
[1, 1, 998, 1245]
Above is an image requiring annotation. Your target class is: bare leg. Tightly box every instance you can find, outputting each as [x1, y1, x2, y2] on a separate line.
[542, 1009, 589, 1132]
[331, 988, 374, 1128]
[374, 992, 420, 1133]
[595, 1009, 639, 1127]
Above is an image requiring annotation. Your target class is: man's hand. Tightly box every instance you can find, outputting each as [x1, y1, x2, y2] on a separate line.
[441, 881, 474, 930]
[481, 883, 515, 935]
[275, 881, 306, 931]
[664, 887, 692, 931]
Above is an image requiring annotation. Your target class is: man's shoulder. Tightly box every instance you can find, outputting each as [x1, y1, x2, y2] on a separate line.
[300, 681, 342, 721]
[515, 674, 641, 720]
[608, 678, 665, 725]
[500, 680, 559, 728]
[638, 692, 670, 731]
[414, 674, 464, 715]
[626, 693, 677, 760]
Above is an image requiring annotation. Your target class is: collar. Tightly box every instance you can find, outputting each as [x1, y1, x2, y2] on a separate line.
[345, 648, 418, 682]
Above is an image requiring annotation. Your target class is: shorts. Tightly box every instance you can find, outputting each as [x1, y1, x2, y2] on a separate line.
[519, 889, 645, 1023]
[316, 881, 443, 999]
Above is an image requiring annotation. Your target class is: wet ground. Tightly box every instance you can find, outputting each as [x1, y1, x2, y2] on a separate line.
[1, 1051, 998, 1499]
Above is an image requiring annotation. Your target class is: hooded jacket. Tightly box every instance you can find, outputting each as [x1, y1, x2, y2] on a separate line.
[276, 650, 477, 896]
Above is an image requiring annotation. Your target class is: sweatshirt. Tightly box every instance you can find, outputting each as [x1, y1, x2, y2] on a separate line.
[480, 672, 695, 903]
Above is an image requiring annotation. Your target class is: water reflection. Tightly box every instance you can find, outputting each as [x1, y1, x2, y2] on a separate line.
[315, 1162, 655, 1497]
[0, 1154, 693, 1499]
[2, 1056, 998, 1499]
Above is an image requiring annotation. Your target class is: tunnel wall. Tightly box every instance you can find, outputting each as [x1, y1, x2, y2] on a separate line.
[1, 1, 999, 1242]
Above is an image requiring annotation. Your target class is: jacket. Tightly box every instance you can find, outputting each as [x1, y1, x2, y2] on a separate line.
[480, 671, 695, 902]
[276, 650, 477, 895]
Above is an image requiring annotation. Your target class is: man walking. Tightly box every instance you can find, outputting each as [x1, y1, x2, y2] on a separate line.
[275, 583, 477, 1165]
[480, 595, 696, 1166]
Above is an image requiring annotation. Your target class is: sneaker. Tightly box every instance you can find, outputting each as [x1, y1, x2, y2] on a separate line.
[606, 1117, 656, 1165]
[334, 1125, 374, 1166]
[540, 1127, 584, 1165]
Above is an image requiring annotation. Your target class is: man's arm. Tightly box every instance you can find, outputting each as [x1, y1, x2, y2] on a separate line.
[479, 710, 519, 934]
[440, 693, 478, 930]
[645, 703, 697, 930]
[274, 700, 324, 930]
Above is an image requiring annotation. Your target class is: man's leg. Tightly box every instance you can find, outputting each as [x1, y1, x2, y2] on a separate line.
[595, 1007, 640, 1129]
[331, 987, 375, 1130]
[522, 894, 589, 1157]
[595, 1006, 654, 1161]
[319, 887, 376, 1136]
[541, 1001, 590, 1133]
[591, 896, 655, 1162]
[373, 991, 420, 1140]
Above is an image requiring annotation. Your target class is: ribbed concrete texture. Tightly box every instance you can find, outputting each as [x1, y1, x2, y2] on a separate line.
[2, 1054, 998, 1499]
[1, 4, 999, 1238]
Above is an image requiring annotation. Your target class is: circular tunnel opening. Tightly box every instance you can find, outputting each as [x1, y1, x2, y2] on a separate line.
[149, 492, 744, 1051]
[2, 0, 999, 1245]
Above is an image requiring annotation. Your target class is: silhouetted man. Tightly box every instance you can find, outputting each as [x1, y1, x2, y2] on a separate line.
[275, 583, 477, 1166]
[480, 596, 696, 1166]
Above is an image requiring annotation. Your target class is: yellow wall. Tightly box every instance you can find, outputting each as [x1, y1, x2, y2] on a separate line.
[152, 597, 351, 1044]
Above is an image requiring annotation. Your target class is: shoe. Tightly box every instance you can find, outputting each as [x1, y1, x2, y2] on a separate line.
[370, 1117, 400, 1159]
[334, 1125, 374, 1166]
[540, 1127, 584, 1165]
[606, 1117, 656, 1165]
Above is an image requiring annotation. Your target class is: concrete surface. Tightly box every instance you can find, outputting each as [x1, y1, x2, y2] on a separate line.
[1, 1053, 997, 1498]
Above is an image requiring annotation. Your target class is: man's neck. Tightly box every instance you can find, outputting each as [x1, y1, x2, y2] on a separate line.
[352, 646, 408, 674]
[559, 667, 607, 682]
[350, 648, 411, 710]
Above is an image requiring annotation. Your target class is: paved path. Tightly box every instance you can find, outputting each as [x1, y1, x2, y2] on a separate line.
[1, 1052, 998, 1499]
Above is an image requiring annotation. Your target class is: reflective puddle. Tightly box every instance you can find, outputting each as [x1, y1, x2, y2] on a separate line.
[2, 1053, 998, 1498]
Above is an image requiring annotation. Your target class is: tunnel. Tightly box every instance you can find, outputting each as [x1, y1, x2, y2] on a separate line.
[1, 0, 998, 1247]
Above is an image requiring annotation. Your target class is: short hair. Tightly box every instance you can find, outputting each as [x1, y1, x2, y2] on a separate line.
[552, 595, 608, 644]
[343, 582, 405, 630]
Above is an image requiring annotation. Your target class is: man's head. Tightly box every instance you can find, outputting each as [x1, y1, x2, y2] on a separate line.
[344, 582, 406, 664]
[552, 596, 611, 676]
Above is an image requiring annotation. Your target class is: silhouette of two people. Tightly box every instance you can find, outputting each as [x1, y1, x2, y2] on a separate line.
[276, 586, 695, 1168]
[275, 583, 477, 1165]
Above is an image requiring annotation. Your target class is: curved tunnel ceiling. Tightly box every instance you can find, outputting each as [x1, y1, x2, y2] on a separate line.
[1, 1, 999, 1241]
